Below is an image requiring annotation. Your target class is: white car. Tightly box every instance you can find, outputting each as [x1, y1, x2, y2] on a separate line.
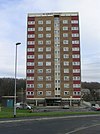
[63, 105, 69, 109]
[91, 105, 100, 111]
[16, 103, 32, 110]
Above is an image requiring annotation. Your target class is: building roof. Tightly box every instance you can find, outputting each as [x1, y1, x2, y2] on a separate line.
[28, 12, 79, 17]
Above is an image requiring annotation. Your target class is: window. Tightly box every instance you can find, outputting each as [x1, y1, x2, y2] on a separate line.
[38, 47, 43, 52]
[64, 84, 69, 88]
[63, 54, 69, 59]
[73, 84, 81, 88]
[55, 40, 60, 44]
[72, 62, 80, 66]
[63, 47, 69, 51]
[46, 54, 51, 59]
[28, 28, 35, 31]
[64, 69, 69, 73]
[72, 55, 80, 58]
[54, 37, 59, 41]
[27, 69, 34, 73]
[46, 47, 51, 51]
[28, 21, 35, 25]
[71, 27, 78, 30]
[73, 76, 80, 80]
[27, 84, 34, 88]
[46, 40, 51, 45]
[64, 61, 69, 66]
[27, 91, 34, 96]
[55, 50, 60, 54]
[31, 92, 34, 95]
[46, 69, 51, 73]
[27, 62, 34, 66]
[64, 91, 69, 95]
[28, 34, 35, 38]
[54, 23, 59, 27]
[64, 76, 69, 81]
[46, 34, 51, 38]
[63, 20, 68, 24]
[37, 91, 43, 96]
[27, 55, 34, 59]
[38, 62, 43, 66]
[27, 92, 30, 95]
[54, 30, 59, 34]
[55, 80, 60, 83]
[72, 47, 79, 51]
[63, 40, 68, 44]
[46, 76, 51, 81]
[27, 41, 35, 45]
[46, 20, 51, 24]
[46, 62, 51, 66]
[73, 91, 81, 96]
[38, 20, 43, 24]
[38, 54, 43, 59]
[73, 69, 80, 73]
[38, 40, 43, 45]
[27, 77, 34, 81]
[72, 40, 79, 44]
[46, 91, 51, 96]
[71, 20, 78, 24]
[63, 26, 68, 30]
[37, 76, 43, 81]
[37, 84, 43, 88]
[38, 69, 43, 73]
[46, 84, 51, 88]
[63, 33, 68, 37]
[72, 33, 79, 37]
[46, 27, 51, 31]
[27, 48, 34, 52]
[38, 27, 43, 31]
[38, 34, 43, 38]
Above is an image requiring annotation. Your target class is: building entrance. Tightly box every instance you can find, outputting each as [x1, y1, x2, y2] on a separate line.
[45, 98, 61, 106]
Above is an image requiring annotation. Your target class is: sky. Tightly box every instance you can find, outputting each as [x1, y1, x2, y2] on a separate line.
[0, 0, 100, 82]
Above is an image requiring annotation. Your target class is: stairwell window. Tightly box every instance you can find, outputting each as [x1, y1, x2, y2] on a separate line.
[38, 20, 43, 24]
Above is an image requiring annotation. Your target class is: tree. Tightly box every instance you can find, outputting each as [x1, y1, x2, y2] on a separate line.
[82, 82, 100, 101]
[0, 78, 26, 102]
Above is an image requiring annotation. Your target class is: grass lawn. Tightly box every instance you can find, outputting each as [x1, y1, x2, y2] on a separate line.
[0, 107, 100, 118]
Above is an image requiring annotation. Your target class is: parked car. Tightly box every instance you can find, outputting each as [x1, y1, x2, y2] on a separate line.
[62, 105, 69, 109]
[91, 105, 100, 111]
[16, 102, 32, 110]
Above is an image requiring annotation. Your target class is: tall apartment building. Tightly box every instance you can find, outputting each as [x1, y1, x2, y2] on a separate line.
[26, 12, 81, 106]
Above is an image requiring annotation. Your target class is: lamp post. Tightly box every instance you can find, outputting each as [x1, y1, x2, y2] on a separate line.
[14, 42, 21, 118]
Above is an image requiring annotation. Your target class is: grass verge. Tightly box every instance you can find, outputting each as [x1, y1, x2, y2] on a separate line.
[0, 107, 100, 118]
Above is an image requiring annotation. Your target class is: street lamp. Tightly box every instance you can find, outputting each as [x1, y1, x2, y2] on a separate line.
[14, 42, 21, 118]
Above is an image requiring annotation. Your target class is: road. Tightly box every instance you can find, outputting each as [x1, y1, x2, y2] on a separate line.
[0, 115, 100, 134]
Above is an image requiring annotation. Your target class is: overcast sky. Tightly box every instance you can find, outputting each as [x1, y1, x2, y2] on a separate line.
[0, 0, 100, 82]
